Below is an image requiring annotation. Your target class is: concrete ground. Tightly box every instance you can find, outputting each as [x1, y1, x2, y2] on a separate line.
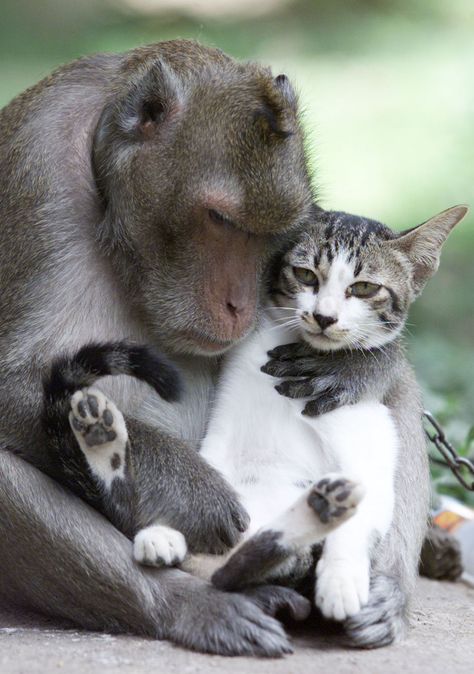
[0, 578, 472, 674]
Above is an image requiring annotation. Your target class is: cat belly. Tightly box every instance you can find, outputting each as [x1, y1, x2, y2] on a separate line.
[238, 480, 309, 536]
[200, 321, 332, 534]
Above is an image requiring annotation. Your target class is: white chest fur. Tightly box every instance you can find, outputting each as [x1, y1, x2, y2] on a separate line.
[200, 315, 398, 541]
[201, 317, 331, 532]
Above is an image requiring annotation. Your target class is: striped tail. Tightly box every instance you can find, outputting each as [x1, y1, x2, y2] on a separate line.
[43, 341, 182, 405]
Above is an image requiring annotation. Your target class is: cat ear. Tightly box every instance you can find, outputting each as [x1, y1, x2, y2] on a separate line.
[389, 205, 468, 295]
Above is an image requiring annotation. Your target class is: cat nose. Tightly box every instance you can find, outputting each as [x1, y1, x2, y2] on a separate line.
[313, 313, 337, 330]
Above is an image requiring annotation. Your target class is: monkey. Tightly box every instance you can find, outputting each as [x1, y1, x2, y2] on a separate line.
[0, 39, 317, 657]
[0, 40, 429, 655]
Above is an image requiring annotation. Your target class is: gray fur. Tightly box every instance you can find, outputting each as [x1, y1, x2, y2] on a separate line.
[0, 451, 300, 657]
[419, 524, 463, 581]
[0, 41, 313, 656]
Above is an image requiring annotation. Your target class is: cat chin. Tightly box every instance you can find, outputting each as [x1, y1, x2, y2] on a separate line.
[301, 331, 344, 352]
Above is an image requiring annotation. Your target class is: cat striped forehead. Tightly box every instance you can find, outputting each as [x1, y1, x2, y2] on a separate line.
[287, 211, 395, 276]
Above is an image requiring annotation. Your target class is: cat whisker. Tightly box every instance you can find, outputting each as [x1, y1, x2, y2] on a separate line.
[267, 319, 301, 332]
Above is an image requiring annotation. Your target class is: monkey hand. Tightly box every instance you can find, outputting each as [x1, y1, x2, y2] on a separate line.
[166, 575, 308, 656]
[180, 463, 250, 554]
[261, 341, 400, 417]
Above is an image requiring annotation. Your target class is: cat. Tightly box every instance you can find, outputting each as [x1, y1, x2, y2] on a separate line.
[179, 203, 466, 619]
[41, 204, 467, 642]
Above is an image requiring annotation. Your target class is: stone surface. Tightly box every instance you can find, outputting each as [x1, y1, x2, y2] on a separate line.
[1, 578, 473, 674]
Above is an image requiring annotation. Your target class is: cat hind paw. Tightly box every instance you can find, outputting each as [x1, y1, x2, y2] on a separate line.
[133, 525, 187, 567]
[308, 474, 365, 524]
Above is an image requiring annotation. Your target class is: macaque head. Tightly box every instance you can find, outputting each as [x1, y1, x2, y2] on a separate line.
[93, 40, 313, 354]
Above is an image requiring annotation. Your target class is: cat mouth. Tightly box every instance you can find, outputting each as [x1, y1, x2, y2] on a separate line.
[302, 327, 339, 342]
[301, 327, 351, 349]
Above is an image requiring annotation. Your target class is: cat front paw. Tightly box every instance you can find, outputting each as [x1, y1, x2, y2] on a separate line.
[133, 524, 187, 567]
[308, 474, 365, 524]
[315, 556, 370, 622]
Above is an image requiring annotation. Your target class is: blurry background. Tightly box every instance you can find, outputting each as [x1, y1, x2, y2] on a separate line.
[1, 0, 473, 501]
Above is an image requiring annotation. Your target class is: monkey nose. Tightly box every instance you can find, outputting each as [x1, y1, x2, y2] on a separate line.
[226, 301, 242, 318]
[313, 313, 337, 330]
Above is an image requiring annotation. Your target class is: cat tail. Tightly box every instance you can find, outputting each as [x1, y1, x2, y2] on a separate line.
[343, 574, 407, 648]
[43, 341, 182, 406]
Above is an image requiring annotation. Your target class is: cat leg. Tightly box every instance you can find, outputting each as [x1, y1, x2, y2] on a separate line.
[69, 388, 129, 489]
[68, 387, 137, 535]
[133, 524, 187, 567]
[305, 401, 398, 622]
[343, 367, 430, 648]
[70, 388, 189, 568]
[211, 475, 365, 591]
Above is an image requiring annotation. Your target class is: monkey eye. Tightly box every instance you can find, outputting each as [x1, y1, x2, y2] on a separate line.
[208, 209, 233, 226]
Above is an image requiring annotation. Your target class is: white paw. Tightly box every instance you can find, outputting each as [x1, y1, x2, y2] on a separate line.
[133, 525, 187, 567]
[315, 557, 370, 621]
[69, 388, 128, 488]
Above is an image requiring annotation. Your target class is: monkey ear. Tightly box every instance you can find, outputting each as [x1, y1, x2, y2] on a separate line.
[388, 204, 468, 295]
[256, 74, 298, 139]
[274, 74, 298, 112]
[118, 60, 185, 139]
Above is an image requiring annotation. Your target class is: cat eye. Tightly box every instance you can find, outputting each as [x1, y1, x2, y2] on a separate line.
[293, 267, 319, 287]
[348, 281, 381, 298]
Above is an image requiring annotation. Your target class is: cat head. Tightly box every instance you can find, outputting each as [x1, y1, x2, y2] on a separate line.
[272, 205, 468, 351]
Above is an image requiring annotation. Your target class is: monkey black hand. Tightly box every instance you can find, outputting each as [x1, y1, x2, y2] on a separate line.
[261, 341, 401, 417]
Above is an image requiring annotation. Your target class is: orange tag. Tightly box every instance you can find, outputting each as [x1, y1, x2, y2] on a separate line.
[433, 510, 467, 534]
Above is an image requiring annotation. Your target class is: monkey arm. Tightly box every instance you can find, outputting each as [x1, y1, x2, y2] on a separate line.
[125, 417, 250, 554]
[0, 449, 168, 635]
[0, 450, 305, 656]
[261, 339, 403, 416]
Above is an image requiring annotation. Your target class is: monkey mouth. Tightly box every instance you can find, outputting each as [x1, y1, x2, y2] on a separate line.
[178, 328, 235, 354]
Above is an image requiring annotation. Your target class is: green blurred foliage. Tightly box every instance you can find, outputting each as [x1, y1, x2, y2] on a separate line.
[1, 0, 473, 500]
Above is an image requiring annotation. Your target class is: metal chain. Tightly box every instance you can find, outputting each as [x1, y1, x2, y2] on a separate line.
[424, 411, 474, 491]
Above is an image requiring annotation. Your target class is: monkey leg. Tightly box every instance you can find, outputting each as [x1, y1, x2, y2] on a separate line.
[0, 450, 310, 657]
[124, 415, 251, 555]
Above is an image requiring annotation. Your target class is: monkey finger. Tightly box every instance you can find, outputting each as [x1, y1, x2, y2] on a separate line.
[275, 378, 314, 398]
[261, 358, 320, 378]
[233, 504, 251, 533]
[243, 585, 311, 622]
[267, 342, 312, 361]
[302, 391, 343, 417]
[275, 376, 337, 399]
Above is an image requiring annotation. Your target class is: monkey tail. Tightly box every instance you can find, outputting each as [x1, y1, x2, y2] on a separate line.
[43, 341, 182, 404]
